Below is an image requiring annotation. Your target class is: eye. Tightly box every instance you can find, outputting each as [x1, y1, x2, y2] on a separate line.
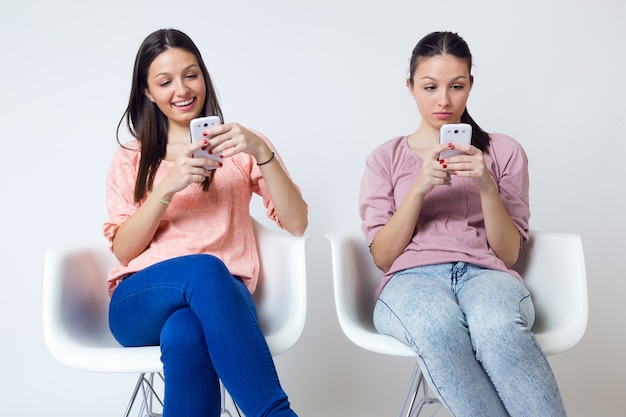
[158, 80, 172, 87]
[185, 73, 199, 80]
[424, 85, 436, 91]
[451, 84, 466, 90]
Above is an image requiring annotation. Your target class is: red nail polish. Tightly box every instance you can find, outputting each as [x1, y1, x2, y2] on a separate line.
[203, 139, 208, 144]
[219, 162, 223, 167]
[442, 164, 448, 169]
[208, 150, 213, 155]
[439, 159, 445, 164]
[202, 132, 208, 137]
[447, 143, 453, 148]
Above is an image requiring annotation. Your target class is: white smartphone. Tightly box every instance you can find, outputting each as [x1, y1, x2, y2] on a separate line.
[190, 116, 223, 169]
[439, 123, 472, 159]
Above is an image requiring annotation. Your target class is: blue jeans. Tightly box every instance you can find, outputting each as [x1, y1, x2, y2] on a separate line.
[373, 262, 567, 417]
[109, 254, 297, 417]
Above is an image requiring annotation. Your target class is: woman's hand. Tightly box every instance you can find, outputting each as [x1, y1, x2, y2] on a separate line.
[437, 142, 494, 191]
[411, 143, 458, 196]
[200, 122, 272, 163]
[154, 139, 219, 202]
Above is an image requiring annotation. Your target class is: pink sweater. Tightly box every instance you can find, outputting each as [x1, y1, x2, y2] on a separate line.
[103, 135, 297, 296]
[359, 133, 530, 299]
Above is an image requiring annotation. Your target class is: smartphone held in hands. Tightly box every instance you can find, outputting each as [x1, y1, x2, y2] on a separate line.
[439, 123, 472, 159]
[190, 116, 222, 169]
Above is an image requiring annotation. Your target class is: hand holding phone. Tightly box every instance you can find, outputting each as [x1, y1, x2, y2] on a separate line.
[439, 123, 472, 159]
[190, 116, 223, 169]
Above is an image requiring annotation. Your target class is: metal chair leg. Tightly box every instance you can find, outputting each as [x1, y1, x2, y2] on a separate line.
[122, 373, 241, 417]
[397, 362, 442, 417]
[220, 381, 242, 417]
[123, 372, 164, 417]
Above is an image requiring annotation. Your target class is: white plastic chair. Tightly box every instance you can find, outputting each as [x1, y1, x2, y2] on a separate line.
[325, 230, 588, 417]
[43, 217, 307, 417]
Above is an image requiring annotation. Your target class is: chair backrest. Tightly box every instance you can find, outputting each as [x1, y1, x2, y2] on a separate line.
[43, 217, 307, 372]
[511, 230, 588, 355]
[325, 230, 588, 357]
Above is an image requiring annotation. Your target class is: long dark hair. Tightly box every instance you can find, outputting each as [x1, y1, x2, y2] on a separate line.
[117, 28, 224, 203]
[408, 31, 490, 152]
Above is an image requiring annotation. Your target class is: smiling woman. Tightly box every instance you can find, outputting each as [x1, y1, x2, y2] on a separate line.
[105, 28, 308, 417]
[144, 50, 207, 130]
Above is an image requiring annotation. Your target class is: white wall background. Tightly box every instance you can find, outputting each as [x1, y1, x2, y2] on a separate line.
[1, 0, 624, 415]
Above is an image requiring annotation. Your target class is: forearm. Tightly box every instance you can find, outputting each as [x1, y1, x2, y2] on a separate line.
[111, 193, 168, 265]
[257, 154, 308, 236]
[370, 189, 424, 272]
[480, 182, 521, 267]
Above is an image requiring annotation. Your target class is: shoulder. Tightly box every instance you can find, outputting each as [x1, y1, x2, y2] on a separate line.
[488, 133, 526, 155]
[108, 140, 141, 174]
[366, 136, 407, 164]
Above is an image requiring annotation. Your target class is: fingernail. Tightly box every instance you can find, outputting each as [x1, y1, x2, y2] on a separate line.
[447, 143, 453, 148]
[202, 132, 208, 137]
[219, 162, 223, 167]
[208, 150, 213, 155]
[442, 164, 448, 169]
[203, 139, 208, 144]
[439, 159, 445, 164]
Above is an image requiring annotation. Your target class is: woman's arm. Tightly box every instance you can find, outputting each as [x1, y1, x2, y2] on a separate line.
[254, 147, 308, 236]
[111, 140, 217, 265]
[204, 123, 307, 236]
[444, 143, 522, 266]
[369, 144, 452, 272]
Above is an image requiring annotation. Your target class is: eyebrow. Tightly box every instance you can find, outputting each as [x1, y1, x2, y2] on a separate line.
[420, 75, 468, 82]
[153, 64, 200, 79]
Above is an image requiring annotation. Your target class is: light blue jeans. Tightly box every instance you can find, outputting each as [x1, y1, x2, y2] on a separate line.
[373, 262, 567, 417]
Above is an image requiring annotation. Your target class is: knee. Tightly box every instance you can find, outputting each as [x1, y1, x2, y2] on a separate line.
[160, 308, 207, 359]
[175, 254, 237, 293]
[375, 295, 465, 350]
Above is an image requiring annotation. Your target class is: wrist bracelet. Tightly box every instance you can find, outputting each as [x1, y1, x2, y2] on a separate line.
[257, 151, 275, 166]
[153, 192, 170, 205]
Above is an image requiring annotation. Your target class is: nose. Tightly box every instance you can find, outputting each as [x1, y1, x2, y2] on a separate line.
[438, 89, 450, 108]
[175, 79, 190, 96]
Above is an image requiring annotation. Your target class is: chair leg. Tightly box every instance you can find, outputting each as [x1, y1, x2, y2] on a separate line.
[123, 372, 164, 417]
[122, 373, 241, 417]
[397, 362, 442, 417]
[220, 381, 242, 417]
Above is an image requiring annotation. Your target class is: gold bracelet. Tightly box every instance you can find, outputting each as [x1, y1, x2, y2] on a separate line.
[257, 151, 275, 166]
[153, 192, 170, 205]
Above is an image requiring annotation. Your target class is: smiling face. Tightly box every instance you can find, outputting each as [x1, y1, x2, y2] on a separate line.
[407, 54, 472, 132]
[144, 47, 207, 130]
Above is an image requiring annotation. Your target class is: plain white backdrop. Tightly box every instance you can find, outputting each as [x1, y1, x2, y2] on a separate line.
[1, 0, 624, 415]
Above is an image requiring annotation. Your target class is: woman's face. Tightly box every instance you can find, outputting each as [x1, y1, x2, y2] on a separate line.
[407, 54, 472, 131]
[144, 47, 207, 130]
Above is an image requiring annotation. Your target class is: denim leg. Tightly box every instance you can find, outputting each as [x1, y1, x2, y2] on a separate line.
[109, 254, 296, 417]
[374, 264, 509, 417]
[160, 308, 221, 417]
[456, 266, 567, 417]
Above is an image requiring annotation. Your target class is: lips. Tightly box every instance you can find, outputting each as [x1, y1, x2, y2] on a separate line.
[173, 98, 195, 108]
[435, 112, 452, 120]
